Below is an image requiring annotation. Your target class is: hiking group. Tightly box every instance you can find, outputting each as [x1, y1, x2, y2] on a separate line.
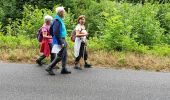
[36, 6, 92, 75]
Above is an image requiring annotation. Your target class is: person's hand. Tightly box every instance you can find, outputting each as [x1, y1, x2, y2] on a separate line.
[84, 32, 88, 36]
[61, 44, 65, 48]
[81, 30, 88, 36]
[49, 36, 52, 39]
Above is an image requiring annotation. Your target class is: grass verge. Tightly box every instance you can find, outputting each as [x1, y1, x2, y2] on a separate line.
[1, 48, 170, 72]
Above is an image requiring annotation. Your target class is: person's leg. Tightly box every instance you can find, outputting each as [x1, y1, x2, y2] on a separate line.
[49, 43, 60, 69]
[84, 49, 88, 61]
[75, 55, 81, 63]
[74, 43, 84, 70]
[74, 51, 82, 69]
[61, 46, 67, 68]
[50, 53, 55, 62]
[74, 56, 81, 69]
[82, 43, 92, 68]
[45, 48, 63, 75]
[61, 40, 71, 74]
[36, 54, 46, 66]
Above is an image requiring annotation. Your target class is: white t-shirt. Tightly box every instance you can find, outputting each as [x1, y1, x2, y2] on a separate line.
[75, 24, 85, 31]
[75, 24, 87, 42]
[74, 24, 87, 57]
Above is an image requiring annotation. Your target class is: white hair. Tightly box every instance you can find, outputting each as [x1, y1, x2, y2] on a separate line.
[56, 6, 65, 14]
[44, 15, 53, 22]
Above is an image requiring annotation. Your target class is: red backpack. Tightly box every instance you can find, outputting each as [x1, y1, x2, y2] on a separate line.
[71, 30, 76, 42]
[71, 27, 84, 42]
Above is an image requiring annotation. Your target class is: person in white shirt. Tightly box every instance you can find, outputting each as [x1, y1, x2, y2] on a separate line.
[74, 15, 92, 70]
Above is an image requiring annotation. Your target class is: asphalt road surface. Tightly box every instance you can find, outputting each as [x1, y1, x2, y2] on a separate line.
[0, 63, 170, 100]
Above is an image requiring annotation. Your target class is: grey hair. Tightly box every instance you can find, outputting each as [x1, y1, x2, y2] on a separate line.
[56, 6, 65, 14]
[44, 15, 53, 22]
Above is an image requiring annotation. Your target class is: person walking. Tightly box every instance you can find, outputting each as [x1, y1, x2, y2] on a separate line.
[45, 7, 71, 75]
[36, 15, 55, 66]
[74, 15, 92, 70]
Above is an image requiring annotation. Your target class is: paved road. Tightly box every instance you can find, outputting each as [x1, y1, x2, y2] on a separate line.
[0, 63, 170, 100]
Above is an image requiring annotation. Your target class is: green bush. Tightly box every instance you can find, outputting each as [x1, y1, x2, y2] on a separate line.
[98, 2, 168, 53]
[1, 1, 170, 57]
[117, 3, 164, 46]
[0, 35, 38, 49]
[149, 44, 170, 57]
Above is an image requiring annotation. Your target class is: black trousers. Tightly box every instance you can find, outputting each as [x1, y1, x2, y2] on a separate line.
[75, 42, 88, 62]
[48, 39, 67, 69]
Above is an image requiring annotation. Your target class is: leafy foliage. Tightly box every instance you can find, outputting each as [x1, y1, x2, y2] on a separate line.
[0, 1, 170, 56]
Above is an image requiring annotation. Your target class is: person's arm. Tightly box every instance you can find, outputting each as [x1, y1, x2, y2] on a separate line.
[53, 20, 64, 47]
[76, 30, 87, 37]
[41, 27, 52, 39]
[42, 32, 52, 39]
[75, 25, 88, 37]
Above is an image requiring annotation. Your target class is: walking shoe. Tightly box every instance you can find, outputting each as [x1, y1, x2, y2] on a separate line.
[84, 63, 92, 68]
[36, 59, 43, 66]
[61, 68, 71, 74]
[74, 63, 82, 70]
[45, 67, 55, 75]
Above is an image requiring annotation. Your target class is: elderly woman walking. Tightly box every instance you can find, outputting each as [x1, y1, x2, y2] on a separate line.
[36, 15, 55, 66]
[74, 15, 92, 70]
[45, 7, 71, 75]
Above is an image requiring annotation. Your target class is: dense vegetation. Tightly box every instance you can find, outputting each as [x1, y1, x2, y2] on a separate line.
[0, 0, 170, 63]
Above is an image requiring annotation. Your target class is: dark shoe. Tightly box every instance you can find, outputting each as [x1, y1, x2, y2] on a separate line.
[74, 63, 80, 69]
[74, 66, 79, 69]
[36, 59, 43, 66]
[36, 55, 46, 66]
[74, 66, 83, 70]
[84, 63, 92, 68]
[45, 68, 55, 75]
[61, 68, 71, 74]
[78, 67, 83, 70]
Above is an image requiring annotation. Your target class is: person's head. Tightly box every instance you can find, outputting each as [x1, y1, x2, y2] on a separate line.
[77, 15, 85, 25]
[44, 15, 53, 25]
[56, 6, 65, 18]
